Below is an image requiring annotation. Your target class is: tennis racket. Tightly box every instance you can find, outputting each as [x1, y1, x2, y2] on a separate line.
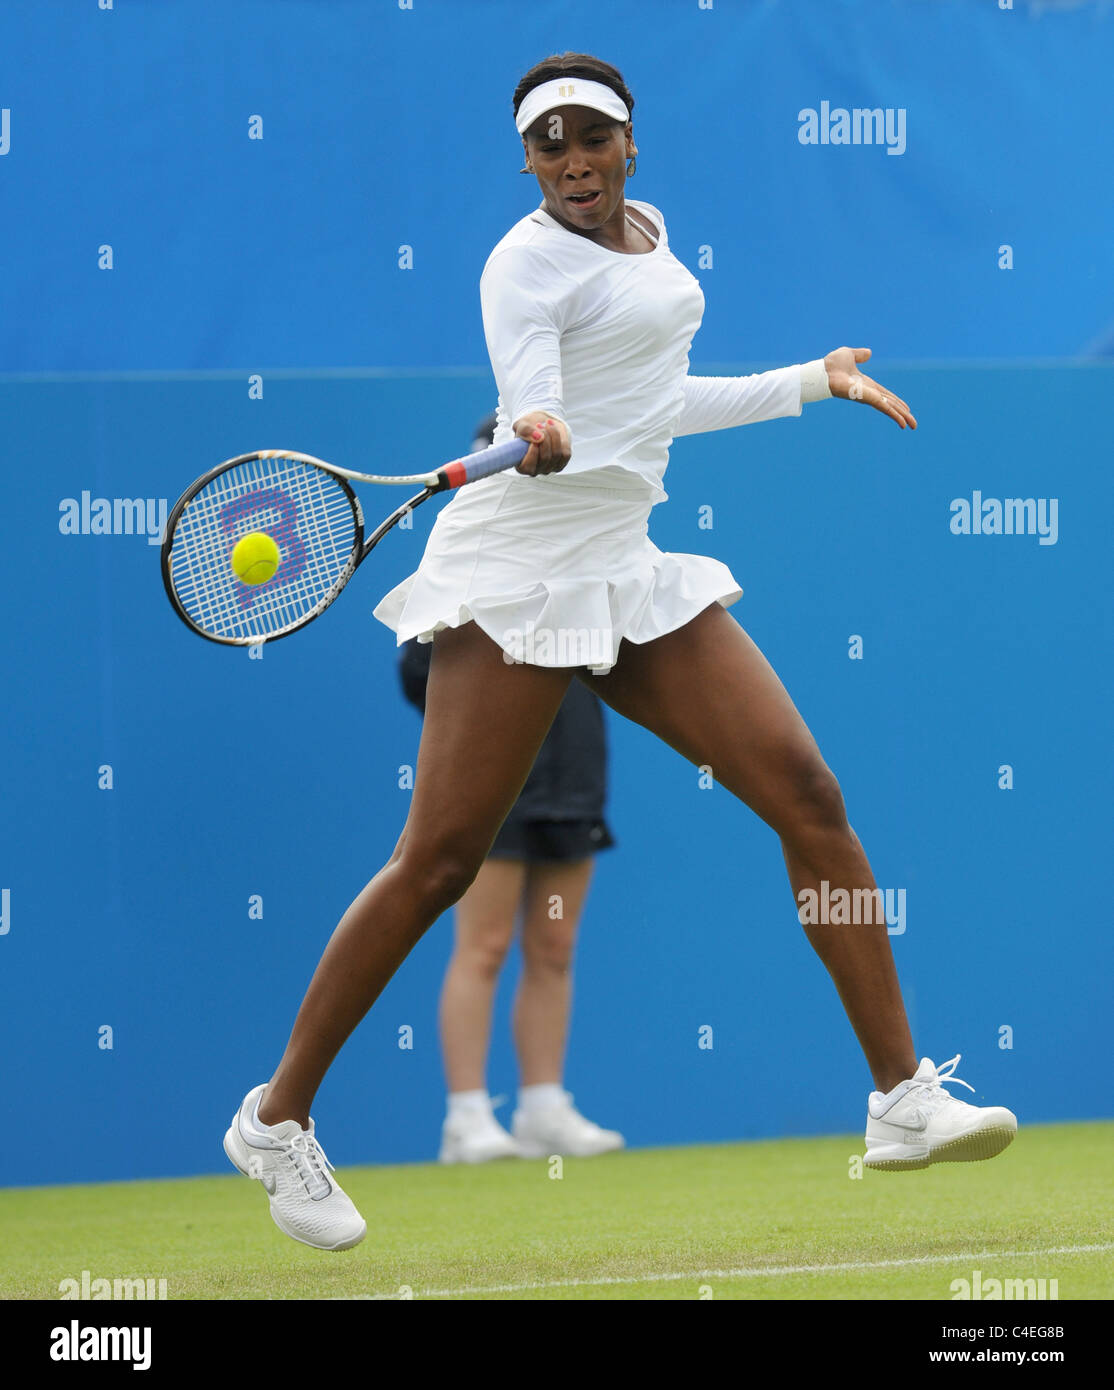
[161, 438, 528, 645]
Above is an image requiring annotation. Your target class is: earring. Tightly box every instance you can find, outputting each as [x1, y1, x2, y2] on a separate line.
[626, 156, 637, 177]
[520, 163, 533, 174]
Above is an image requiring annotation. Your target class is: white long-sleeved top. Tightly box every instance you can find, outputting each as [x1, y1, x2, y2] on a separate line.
[479, 198, 829, 500]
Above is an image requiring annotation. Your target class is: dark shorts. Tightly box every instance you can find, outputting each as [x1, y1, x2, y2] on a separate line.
[488, 817, 616, 864]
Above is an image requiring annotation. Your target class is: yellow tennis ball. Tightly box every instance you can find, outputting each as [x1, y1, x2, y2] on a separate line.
[232, 531, 281, 585]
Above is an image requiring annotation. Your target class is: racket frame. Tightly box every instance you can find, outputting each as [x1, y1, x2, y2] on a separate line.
[161, 454, 429, 647]
[162, 439, 528, 647]
[252, 447, 470, 491]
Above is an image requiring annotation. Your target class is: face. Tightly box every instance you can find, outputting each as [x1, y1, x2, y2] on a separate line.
[522, 104, 635, 234]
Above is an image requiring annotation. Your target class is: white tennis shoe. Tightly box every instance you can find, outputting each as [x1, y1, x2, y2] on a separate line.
[864, 1055, 1017, 1171]
[223, 1084, 367, 1250]
[438, 1106, 521, 1164]
[512, 1092, 625, 1158]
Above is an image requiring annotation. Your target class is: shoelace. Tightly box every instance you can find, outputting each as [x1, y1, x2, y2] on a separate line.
[909, 1054, 975, 1117]
[284, 1131, 335, 1200]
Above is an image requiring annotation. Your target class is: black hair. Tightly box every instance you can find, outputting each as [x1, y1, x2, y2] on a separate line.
[512, 52, 634, 126]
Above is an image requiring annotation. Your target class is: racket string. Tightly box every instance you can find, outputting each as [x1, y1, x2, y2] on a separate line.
[168, 456, 360, 642]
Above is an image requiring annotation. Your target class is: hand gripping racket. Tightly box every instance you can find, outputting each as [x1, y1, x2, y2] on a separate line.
[161, 438, 528, 645]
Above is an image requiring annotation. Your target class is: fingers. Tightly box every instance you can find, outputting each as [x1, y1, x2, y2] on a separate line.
[859, 375, 917, 430]
[514, 415, 572, 474]
[831, 350, 916, 429]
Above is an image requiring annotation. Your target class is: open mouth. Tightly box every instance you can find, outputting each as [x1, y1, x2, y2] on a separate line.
[566, 190, 602, 209]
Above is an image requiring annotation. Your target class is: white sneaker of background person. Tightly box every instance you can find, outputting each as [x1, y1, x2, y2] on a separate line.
[864, 1055, 1017, 1171]
[439, 1091, 521, 1164]
[224, 1084, 367, 1250]
[512, 1085, 625, 1158]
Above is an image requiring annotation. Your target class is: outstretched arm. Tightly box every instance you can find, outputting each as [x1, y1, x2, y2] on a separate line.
[674, 363, 815, 436]
[675, 347, 916, 437]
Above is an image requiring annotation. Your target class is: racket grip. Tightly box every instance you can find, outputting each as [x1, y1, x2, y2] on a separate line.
[435, 437, 529, 491]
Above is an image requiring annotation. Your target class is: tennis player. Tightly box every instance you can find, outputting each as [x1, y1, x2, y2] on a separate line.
[224, 52, 1017, 1251]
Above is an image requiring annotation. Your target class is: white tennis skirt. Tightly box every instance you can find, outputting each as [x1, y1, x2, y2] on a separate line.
[373, 467, 743, 674]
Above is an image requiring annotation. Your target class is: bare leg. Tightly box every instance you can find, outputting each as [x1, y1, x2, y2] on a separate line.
[258, 625, 573, 1127]
[513, 858, 594, 1086]
[439, 858, 525, 1094]
[577, 605, 917, 1093]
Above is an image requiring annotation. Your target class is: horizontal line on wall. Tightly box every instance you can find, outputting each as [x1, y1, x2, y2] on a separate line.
[0, 357, 1109, 386]
[0, 366, 496, 385]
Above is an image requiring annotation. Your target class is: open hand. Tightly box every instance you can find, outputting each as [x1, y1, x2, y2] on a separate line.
[824, 347, 917, 430]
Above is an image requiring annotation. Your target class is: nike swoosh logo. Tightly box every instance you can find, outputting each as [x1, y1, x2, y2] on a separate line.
[870, 1103, 927, 1128]
[260, 1173, 277, 1195]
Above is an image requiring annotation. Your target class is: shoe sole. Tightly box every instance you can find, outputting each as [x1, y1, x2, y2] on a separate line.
[514, 1140, 625, 1159]
[436, 1150, 520, 1162]
[864, 1124, 1016, 1171]
[223, 1124, 366, 1252]
[438, 1147, 520, 1164]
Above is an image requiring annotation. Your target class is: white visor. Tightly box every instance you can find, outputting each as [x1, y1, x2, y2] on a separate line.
[515, 77, 629, 135]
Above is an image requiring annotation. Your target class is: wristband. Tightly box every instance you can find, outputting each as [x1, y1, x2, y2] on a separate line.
[800, 359, 832, 404]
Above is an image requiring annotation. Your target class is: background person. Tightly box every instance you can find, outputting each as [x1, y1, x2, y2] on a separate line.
[400, 418, 623, 1165]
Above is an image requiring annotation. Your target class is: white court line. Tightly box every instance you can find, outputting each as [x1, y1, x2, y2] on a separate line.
[351, 1243, 1114, 1300]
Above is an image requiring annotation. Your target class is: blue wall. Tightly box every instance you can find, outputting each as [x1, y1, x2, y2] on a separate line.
[2, 0, 1112, 370]
[1, 0, 1111, 1186]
